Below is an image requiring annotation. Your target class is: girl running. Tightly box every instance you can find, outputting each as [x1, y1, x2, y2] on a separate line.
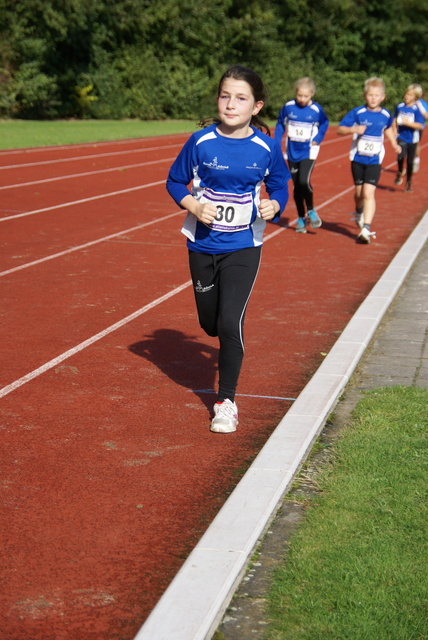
[274, 77, 329, 233]
[166, 65, 290, 433]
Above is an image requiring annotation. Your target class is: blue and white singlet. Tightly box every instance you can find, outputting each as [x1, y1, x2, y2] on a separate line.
[339, 105, 394, 165]
[274, 100, 329, 162]
[166, 123, 290, 254]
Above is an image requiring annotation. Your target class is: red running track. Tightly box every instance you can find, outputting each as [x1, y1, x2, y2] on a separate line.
[1, 132, 427, 639]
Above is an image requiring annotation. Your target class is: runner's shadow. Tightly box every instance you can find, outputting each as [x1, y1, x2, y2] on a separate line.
[320, 220, 357, 239]
[128, 329, 218, 410]
[377, 183, 396, 192]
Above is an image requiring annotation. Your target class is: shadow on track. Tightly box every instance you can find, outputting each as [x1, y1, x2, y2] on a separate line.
[128, 329, 218, 411]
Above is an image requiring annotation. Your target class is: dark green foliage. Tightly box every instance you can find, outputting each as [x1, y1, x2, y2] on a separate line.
[0, 0, 427, 121]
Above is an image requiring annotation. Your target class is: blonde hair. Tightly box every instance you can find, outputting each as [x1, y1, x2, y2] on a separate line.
[295, 77, 316, 95]
[364, 77, 385, 93]
[406, 83, 423, 99]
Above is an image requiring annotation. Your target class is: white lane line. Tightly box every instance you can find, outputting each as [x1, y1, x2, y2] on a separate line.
[0, 280, 192, 399]
[0, 157, 176, 191]
[0, 143, 181, 171]
[0, 153, 347, 191]
[316, 152, 348, 167]
[2, 148, 419, 396]
[0, 211, 182, 277]
[0, 180, 165, 222]
[0, 176, 357, 274]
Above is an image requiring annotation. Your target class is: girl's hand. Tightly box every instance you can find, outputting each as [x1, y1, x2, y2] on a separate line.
[258, 199, 278, 221]
[195, 202, 217, 224]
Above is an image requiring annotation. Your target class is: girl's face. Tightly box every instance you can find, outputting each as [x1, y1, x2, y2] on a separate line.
[365, 86, 385, 110]
[217, 78, 263, 136]
[295, 87, 313, 107]
[404, 90, 417, 105]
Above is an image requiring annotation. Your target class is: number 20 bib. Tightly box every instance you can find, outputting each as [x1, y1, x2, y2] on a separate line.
[200, 188, 253, 232]
[357, 135, 382, 157]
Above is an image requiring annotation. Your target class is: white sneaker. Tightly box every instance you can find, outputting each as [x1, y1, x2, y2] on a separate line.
[357, 227, 376, 244]
[210, 399, 238, 433]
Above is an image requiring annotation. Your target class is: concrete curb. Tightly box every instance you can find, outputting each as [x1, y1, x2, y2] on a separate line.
[133, 209, 428, 640]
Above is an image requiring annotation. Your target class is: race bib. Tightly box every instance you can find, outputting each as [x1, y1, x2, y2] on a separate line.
[357, 135, 383, 157]
[200, 188, 253, 232]
[397, 111, 415, 125]
[288, 121, 312, 142]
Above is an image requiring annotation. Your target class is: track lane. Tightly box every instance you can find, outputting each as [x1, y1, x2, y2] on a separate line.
[1, 132, 427, 640]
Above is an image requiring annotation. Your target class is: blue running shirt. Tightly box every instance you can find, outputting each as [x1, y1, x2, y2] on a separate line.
[274, 100, 329, 162]
[339, 106, 394, 165]
[166, 124, 290, 254]
[394, 102, 425, 144]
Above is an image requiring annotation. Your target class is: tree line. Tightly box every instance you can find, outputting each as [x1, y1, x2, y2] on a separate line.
[0, 0, 427, 122]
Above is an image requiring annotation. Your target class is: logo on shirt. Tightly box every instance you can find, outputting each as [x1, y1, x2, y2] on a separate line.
[203, 157, 229, 170]
[195, 280, 215, 293]
[246, 162, 263, 170]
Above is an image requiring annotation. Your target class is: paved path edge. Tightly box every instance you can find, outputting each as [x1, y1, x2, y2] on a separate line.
[133, 209, 428, 640]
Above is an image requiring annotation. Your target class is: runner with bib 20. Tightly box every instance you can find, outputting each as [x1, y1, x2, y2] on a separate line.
[337, 77, 401, 244]
[166, 65, 290, 433]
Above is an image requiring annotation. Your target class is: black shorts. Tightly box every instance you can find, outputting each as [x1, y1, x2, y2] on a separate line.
[351, 161, 381, 186]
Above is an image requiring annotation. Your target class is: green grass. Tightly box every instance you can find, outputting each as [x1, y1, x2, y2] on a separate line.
[0, 119, 199, 150]
[0, 118, 285, 150]
[266, 386, 428, 640]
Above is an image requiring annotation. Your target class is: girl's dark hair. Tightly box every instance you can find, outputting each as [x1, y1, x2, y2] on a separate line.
[199, 64, 270, 135]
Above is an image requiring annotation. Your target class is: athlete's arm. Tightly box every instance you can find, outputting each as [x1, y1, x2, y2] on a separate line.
[385, 127, 401, 154]
[179, 195, 217, 225]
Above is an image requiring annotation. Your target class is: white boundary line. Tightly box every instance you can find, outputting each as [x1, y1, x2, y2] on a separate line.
[0, 280, 192, 398]
[0, 155, 410, 392]
[133, 209, 428, 640]
[1, 150, 351, 268]
[0, 180, 165, 222]
[0, 211, 182, 277]
[0, 142, 181, 170]
[0, 157, 175, 191]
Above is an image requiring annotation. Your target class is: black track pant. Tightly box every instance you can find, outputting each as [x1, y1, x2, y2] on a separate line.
[288, 158, 315, 217]
[397, 139, 417, 182]
[188, 246, 261, 403]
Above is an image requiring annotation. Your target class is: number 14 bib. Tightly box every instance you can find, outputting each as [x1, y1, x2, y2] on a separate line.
[288, 121, 312, 142]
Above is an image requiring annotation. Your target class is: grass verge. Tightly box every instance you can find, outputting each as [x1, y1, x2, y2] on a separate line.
[0, 119, 199, 150]
[266, 386, 428, 640]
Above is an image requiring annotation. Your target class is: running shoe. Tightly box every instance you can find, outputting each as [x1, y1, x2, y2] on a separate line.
[413, 157, 420, 173]
[210, 399, 238, 433]
[394, 172, 404, 185]
[356, 227, 373, 244]
[354, 213, 364, 229]
[405, 181, 413, 193]
[307, 208, 322, 228]
[295, 218, 307, 233]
